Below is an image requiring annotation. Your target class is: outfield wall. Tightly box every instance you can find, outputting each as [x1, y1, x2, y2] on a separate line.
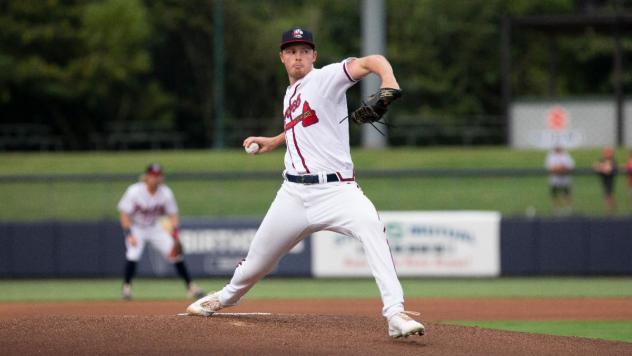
[501, 216, 632, 275]
[1, 215, 631, 277]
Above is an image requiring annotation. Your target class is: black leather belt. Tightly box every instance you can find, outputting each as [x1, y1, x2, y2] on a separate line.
[285, 173, 342, 184]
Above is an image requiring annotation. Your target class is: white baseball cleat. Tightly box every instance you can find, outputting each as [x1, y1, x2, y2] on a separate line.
[388, 311, 425, 338]
[186, 291, 225, 316]
[121, 284, 132, 301]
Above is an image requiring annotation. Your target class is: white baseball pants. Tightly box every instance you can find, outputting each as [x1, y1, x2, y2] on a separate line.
[126, 224, 180, 262]
[218, 180, 405, 319]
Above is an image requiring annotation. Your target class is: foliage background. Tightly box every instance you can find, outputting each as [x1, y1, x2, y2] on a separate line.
[1, 0, 630, 148]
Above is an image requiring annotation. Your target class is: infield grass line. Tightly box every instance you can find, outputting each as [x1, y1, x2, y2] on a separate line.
[2, 277, 632, 302]
[448, 320, 632, 343]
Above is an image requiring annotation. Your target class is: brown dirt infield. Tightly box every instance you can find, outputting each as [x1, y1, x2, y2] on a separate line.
[1, 298, 631, 355]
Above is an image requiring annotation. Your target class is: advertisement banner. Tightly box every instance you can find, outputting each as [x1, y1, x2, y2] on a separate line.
[312, 211, 501, 277]
[138, 219, 311, 277]
[510, 100, 619, 148]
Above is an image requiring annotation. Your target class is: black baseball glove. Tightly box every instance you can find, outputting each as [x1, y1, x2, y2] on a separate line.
[349, 88, 402, 125]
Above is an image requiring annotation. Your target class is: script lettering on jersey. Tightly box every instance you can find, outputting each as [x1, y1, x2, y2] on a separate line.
[284, 100, 319, 131]
[132, 204, 166, 217]
[284, 94, 302, 119]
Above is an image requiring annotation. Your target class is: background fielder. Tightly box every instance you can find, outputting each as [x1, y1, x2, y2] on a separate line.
[118, 163, 204, 300]
[187, 27, 424, 338]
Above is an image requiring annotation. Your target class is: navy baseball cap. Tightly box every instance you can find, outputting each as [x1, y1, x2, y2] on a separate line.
[280, 27, 315, 50]
[145, 163, 163, 176]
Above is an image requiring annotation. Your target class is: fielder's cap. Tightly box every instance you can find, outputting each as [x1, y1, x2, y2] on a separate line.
[280, 27, 315, 50]
[145, 163, 163, 176]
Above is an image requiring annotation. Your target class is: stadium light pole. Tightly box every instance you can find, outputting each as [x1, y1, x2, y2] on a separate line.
[501, 15, 512, 147]
[361, 0, 387, 148]
[614, 22, 624, 146]
[213, 0, 225, 149]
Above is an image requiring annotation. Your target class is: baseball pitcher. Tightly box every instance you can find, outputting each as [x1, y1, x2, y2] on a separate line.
[187, 28, 424, 338]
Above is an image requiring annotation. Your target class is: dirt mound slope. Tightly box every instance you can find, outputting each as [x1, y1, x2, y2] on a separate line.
[1, 298, 630, 355]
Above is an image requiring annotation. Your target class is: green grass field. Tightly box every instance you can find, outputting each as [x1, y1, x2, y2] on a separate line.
[2, 149, 632, 342]
[1, 147, 631, 220]
[2, 277, 632, 301]
[2, 277, 631, 342]
[451, 320, 632, 343]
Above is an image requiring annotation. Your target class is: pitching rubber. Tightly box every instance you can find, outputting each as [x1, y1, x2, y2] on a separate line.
[178, 312, 273, 317]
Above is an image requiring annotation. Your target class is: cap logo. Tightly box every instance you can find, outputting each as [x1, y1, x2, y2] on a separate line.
[292, 29, 304, 39]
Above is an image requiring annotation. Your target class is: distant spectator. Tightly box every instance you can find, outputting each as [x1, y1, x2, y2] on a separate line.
[545, 146, 575, 215]
[626, 151, 632, 207]
[592, 147, 617, 214]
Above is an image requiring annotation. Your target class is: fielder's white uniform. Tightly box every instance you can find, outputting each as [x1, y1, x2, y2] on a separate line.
[117, 182, 180, 262]
[218, 59, 405, 319]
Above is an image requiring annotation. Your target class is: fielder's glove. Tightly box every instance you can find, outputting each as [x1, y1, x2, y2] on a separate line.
[170, 240, 184, 260]
[169, 226, 183, 259]
[349, 88, 402, 125]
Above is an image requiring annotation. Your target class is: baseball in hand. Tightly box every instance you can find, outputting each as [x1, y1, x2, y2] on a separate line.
[245, 142, 260, 154]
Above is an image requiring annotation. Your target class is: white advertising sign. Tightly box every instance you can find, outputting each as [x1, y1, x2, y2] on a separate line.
[510, 99, 620, 148]
[312, 211, 501, 277]
[146, 228, 306, 276]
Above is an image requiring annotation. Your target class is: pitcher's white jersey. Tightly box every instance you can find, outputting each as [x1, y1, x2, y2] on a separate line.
[117, 182, 178, 228]
[283, 59, 357, 175]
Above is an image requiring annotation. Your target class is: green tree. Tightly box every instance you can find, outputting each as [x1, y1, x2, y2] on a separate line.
[0, 0, 174, 149]
[1, 0, 630, 149]
[77, 0, 173, 124]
